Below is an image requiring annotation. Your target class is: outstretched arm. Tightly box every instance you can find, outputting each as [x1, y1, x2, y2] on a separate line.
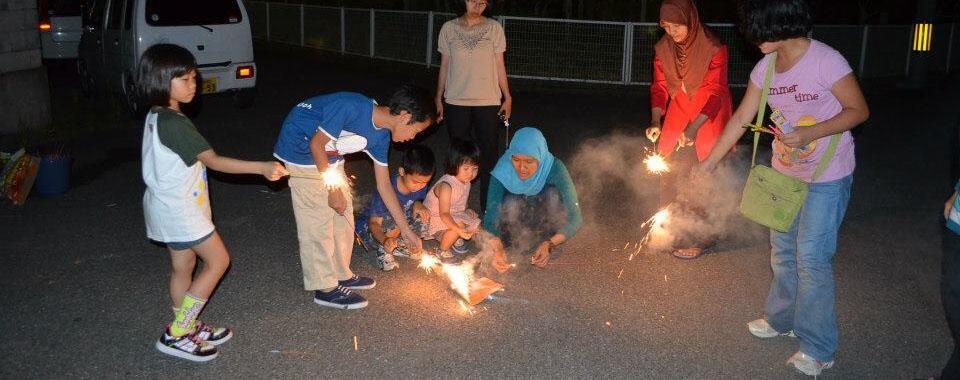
[197, 150, 286, 180]
[374, 165, 422, 252]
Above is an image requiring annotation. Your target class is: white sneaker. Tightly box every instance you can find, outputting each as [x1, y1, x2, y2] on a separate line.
[747, 318, 796, 338]
[155, 328, 218, 362]
[787, 351, 834, 376]
[452, 239, 469, 254]
[378, 253, 399, 271]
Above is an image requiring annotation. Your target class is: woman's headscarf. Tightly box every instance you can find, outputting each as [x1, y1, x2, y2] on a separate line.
[654, 0, 722, 97]
[491, 127, 556, 196]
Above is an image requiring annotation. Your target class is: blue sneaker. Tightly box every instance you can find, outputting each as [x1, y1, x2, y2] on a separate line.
[338, 275, 376, 290]
[314, 286, 368, 310]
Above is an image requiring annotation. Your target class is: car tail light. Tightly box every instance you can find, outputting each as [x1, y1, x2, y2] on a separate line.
[236, 66, 254, 79]
[39, 20, 52, 31]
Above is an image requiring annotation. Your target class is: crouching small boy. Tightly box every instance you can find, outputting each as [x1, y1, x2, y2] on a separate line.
[273, 86, 435, 310]
[356, 145, 435, 270]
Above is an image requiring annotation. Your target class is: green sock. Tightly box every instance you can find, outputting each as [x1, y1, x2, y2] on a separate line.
[170, 293, 206, 337]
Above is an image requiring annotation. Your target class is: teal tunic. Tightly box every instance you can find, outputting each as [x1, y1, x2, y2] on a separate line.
[482, 160, 583, 239]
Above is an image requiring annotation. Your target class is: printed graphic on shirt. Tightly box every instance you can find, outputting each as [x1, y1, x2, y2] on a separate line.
[453, 22, 493, 52]
[772, 112, 819, 167]
[195, 169, 207, 207]
[324, 131, 369, 156]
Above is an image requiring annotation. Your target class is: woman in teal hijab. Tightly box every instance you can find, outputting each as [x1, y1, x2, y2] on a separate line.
[483, 127, 583, 271]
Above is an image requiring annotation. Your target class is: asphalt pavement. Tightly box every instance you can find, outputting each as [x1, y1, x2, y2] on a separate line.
[0, 43, 957, 379]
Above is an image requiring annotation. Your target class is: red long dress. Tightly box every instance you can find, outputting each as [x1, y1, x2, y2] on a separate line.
[651, 45, 732, 162]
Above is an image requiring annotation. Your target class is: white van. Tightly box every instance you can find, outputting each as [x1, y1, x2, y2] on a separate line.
[78, 0, 257, 113]
[39, 0, 83, 59]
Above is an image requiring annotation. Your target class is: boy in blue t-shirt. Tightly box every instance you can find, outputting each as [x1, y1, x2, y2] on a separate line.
[273, 85, 435, 310]
[356, 145, 434, 271]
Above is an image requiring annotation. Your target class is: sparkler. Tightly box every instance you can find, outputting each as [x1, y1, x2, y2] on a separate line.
[643, 150, 670, 175]
[742, 123, 782, 137]
[418, 254, 502, 306]
[287, 168, 351, 191]
[287, 168, 363, 249]
[627, 205, 672, 261]
[442, 263, 473, 301]
[418, 254, 441, 273]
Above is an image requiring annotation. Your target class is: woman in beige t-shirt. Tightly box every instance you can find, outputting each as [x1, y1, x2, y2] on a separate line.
[435, 0, 512, 212]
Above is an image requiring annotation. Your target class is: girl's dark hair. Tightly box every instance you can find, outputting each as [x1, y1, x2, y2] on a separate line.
[137, 44, 197, 108]
[387, 84, 436, 124]
[738, 0, 812, 44]
[454, 0, 493, 18]
[398, 144, 436, 176]
[445, 139, 480, 175]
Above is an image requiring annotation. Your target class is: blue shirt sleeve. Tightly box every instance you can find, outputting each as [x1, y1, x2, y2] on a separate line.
[365, 136, 390, 166]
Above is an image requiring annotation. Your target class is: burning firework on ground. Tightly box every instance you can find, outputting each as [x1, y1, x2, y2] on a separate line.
[418, 255, 503, 309]
[627, 205, 672, 261]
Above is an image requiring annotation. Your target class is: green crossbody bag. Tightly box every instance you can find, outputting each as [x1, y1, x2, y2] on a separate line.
[739, 52, 841, 232]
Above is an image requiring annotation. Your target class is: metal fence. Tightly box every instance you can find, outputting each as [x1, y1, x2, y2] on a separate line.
[245, 1, 959, 86]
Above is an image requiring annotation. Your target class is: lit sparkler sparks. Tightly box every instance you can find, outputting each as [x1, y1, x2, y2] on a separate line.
[441, 263, 473, 301]
[627, 205, 672, 261]
[643, 151, 670, 175]
[321, 168, 349, 190]
[418, 255, 502, 307]
[418, 254, 441, 273]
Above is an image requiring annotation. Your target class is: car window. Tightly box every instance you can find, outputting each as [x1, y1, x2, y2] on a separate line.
[145, 0, 242, 26]
[106, 0, 122, 30]
[47, 0, 82, 16]
[123, 0, 133, 29]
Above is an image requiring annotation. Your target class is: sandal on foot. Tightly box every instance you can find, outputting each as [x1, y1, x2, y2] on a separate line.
[672, 247, 706, 259]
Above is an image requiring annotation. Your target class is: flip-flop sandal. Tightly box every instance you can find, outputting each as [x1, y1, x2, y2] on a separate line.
[672, 247, 705, 259]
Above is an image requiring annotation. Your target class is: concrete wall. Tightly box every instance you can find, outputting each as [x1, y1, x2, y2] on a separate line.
[0, 0, 52, 134]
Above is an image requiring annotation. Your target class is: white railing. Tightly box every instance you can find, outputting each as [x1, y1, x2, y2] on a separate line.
[245, 1, 960, 86]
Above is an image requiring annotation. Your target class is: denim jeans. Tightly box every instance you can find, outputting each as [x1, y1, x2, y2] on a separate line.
[764, 174, 852, 362]
[942, 226, 960, 379]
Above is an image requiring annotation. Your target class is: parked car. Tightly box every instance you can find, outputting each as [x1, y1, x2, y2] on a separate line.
[39, 0, 83, 59]
[78, 0, 257, 114]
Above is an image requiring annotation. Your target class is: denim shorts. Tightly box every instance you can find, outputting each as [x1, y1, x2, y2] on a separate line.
[166, 231, 214, 250]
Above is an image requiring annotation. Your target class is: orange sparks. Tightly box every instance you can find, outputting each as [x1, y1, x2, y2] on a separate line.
[644, 152, 670, 174]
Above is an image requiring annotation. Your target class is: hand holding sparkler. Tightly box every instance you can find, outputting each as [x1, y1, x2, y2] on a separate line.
[742, 123, 783, 138]
[489, 239, 511, 273]
[645, 125, 662, 143]
[498, 98, 512, 121]
[677, 131, 695, 148]
[778, 127, 815, 149]
[531, 241, 552, 268]
[262, 162, 289, 181]
[399, 227, 423, 255]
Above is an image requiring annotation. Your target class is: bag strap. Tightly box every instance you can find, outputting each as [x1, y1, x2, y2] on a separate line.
[751, 52, 777, 168]
[810, 133, 841, 182]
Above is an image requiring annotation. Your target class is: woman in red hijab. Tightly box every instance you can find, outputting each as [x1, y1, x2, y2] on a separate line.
[645, 0, 732, 259]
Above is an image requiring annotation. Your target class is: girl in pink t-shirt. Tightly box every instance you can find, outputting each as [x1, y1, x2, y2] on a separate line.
[699, 0, 870, 376]
[422, 140, 482, 261]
